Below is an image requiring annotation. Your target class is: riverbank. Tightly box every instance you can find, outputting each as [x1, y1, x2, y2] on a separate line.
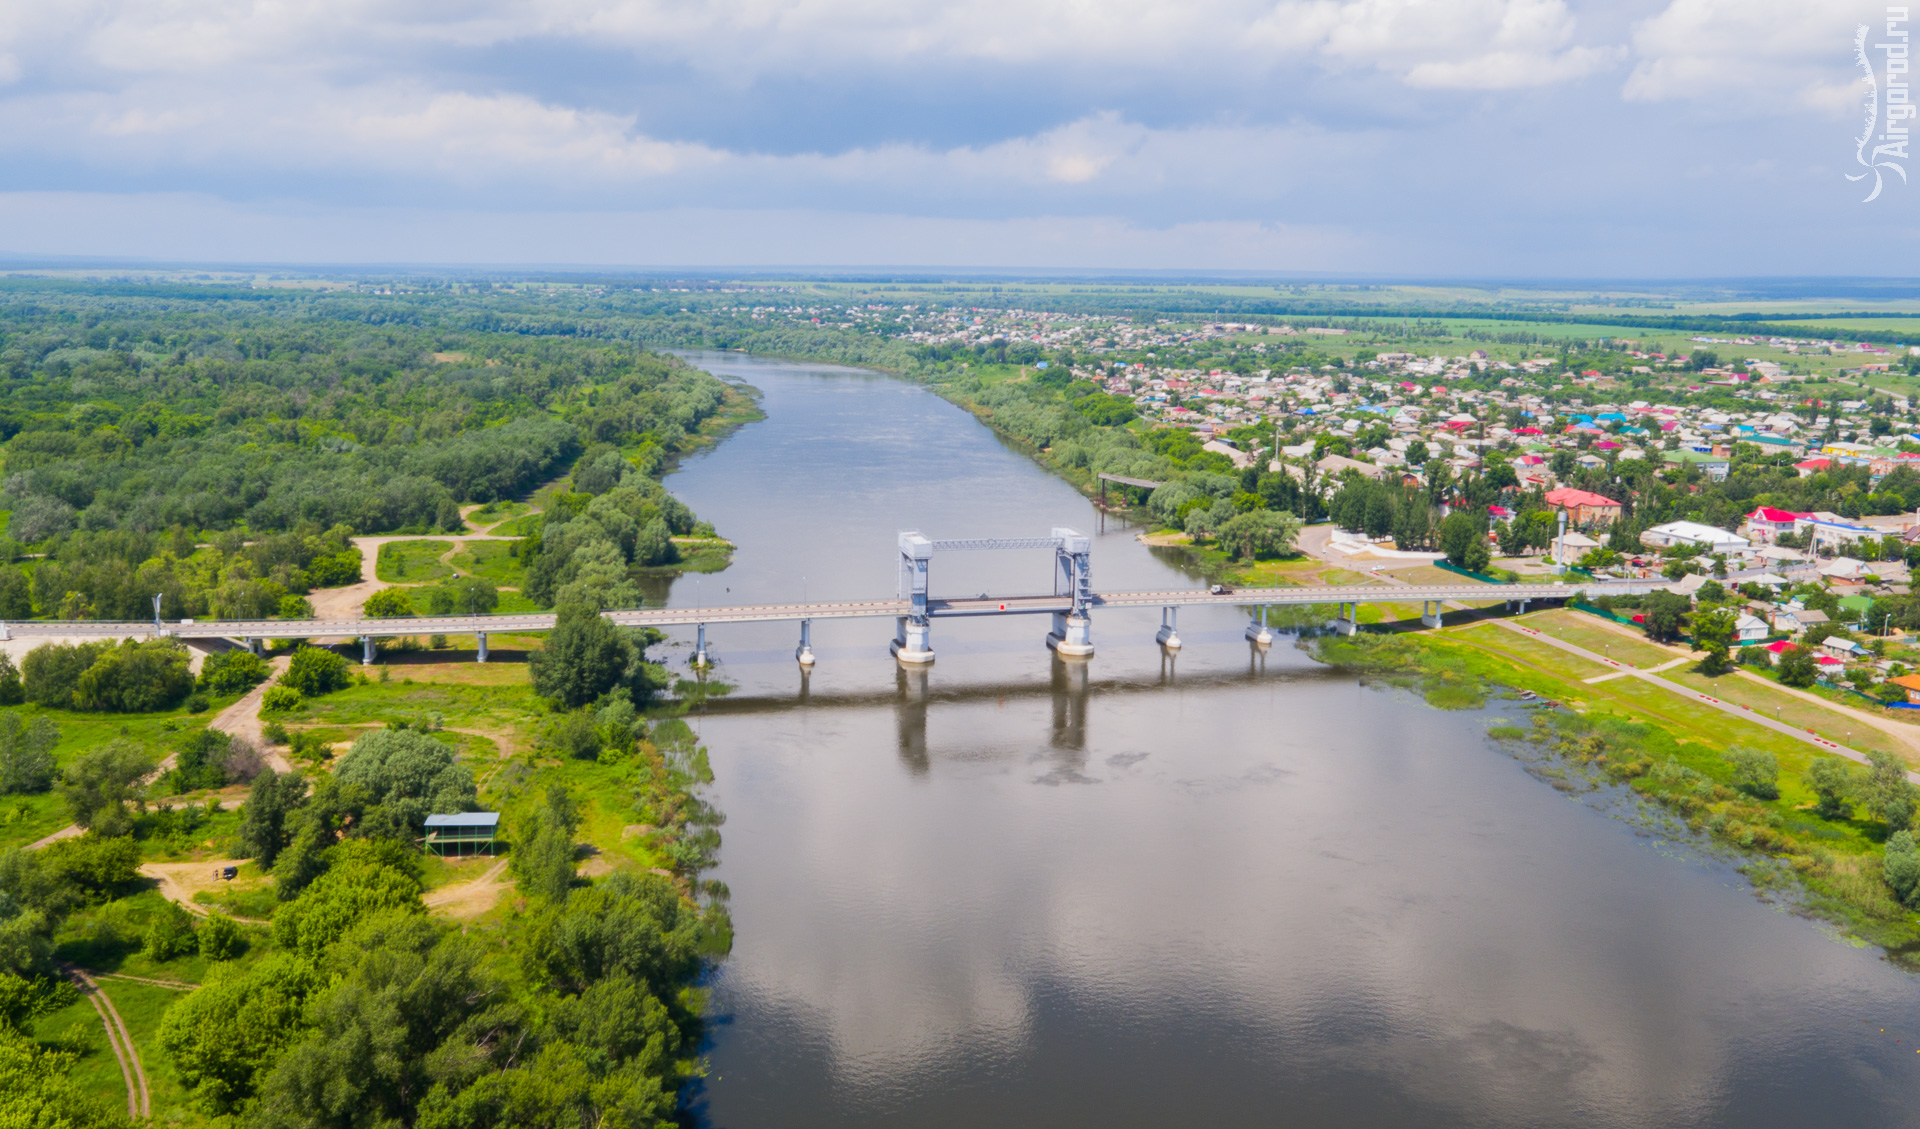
[1311, 628, 1920, 964]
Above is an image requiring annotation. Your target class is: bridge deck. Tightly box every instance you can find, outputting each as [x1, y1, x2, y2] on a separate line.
[0, 579, 1660, 640]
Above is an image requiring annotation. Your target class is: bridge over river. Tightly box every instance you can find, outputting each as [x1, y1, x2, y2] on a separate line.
[0, 528, 1670, 666]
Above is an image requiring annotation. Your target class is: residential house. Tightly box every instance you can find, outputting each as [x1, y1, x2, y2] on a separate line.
[1890, 674, 1920, 705]
[1744, 506, 1809, 544]
[1734, 613, 1771, 644]
[1775, 607, 1829, 636]
[1544, 486, 1623, 529]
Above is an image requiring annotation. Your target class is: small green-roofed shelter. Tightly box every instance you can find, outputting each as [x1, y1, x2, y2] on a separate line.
[424, 811, 499, 857]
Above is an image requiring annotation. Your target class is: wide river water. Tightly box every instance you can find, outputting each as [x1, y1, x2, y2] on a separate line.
[659, 351, 1920, 1128]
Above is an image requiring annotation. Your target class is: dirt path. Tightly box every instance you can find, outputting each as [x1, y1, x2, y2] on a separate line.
[209, 654, 294, 771]
[140, 858, 270, 925]
[423, 856, 513, 919]
[64, 965, 148, 1118]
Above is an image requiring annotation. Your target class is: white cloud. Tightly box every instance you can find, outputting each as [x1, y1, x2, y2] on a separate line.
[1624, 0, 1884, 112]
[1256, 0, 1619, 89]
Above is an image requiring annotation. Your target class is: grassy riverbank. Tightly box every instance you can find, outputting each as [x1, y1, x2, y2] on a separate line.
[1311, 630, 1920, 962]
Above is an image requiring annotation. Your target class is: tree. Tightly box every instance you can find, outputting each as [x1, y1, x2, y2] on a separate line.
[1215, 510, 1301, 561]
[282, 646, 352, 696]
[1804, 757, 1860, 820]
[20, 641, 107, 708]
[1777, 644, 1818, 688]
[512, 785, 581, 905]
[197, 911, 243, 961]
[333, 727, 477, 839]
[1866, 750, 1918, 832]
[1724, 746, 1779, 800]
[0, 655, 21, 707]
[362, 587, 414, 618]
[1888, 832, 1920, 908]
[0, 1028, 131, 1129]
[436, 576, 499, 616]
[57, 741, 154, 836]
[1405, 440, 1428, 466]
[1642, 591, 1691, 644]
[70, 640, 194, 712]
[1438, 510, 1483, 569]
[1691, 607, 1738, 675]
[143, 900, 199, 960]
[531, 603, 636, 708]
[198, 650, 270, 695]
[0, 712, 57, 795]
[158, 952, 317, 1113]
[238, 771, 310, 868]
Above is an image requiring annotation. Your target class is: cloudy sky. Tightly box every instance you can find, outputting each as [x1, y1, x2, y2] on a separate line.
[0, 0, 1905, 274]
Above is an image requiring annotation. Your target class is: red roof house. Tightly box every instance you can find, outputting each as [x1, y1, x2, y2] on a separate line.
[1544, 487, 1623, 528]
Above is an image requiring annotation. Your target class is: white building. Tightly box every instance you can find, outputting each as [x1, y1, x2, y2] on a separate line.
[1640, 521, 1751, 554]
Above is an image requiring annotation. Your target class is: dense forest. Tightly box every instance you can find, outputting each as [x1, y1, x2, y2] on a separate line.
[0, 284, 738, 622]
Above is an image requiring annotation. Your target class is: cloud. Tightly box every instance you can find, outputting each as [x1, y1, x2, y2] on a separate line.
[1624, 0, 1885, 112]
[1256, 0, 1620, 89]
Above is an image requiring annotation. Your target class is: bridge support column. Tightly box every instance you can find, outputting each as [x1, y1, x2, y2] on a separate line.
[247, 637, 264, 656]
[476, 632, 488, 663]
[1336, 603, 1358, 636]
[1422, 601, 1443, 630]
[1246, 604, 1274, 646]
[360, 636, 375, 665]
[891, 616, 934, 664]
[693, 623, 711, 669]
[1047, 611, 1094, 658]
[1155, 606, 1182, 649]
[796, 619, 815, 666]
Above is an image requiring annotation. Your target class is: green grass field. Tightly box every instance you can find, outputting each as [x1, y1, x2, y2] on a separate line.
[449, 540, 527, 587]
[375, 540, 455, 583]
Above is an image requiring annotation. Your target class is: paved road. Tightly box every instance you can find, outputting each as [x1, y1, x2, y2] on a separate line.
[1487, 618, 1920, 781]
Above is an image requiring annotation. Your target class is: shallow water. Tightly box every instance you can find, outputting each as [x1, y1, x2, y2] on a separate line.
[660, 351, 1920, 1128]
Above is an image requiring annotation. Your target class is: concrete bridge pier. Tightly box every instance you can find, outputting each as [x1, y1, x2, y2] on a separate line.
[1245, 604, 1274, 646]
[1047, 611, 1094, 658]
[1155, 606, 1182, 649]
[796, 619, 816, 666]
[246, 637, 264, 656]
[693, 623, 712, 669]
[1421, 601, 1444, 629]
[360, 636, 375, 665]
[1336, 602, 1358, 636]
[476, 632, 488, 663]
[891, 616, 935, 664]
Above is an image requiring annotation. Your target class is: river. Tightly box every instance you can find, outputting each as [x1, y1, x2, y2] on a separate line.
[659, 351, 1920, 1128]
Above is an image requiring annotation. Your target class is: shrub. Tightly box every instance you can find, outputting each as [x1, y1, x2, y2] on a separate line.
[196, 912, 242, 961]
[262, 720, 289, 745]
[143, 901, 198, 961]
[198, 650, 270, 696]
[260, 686, 302, 713]
[362, 587, 415, 618]
[281, 647, 351, 696]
